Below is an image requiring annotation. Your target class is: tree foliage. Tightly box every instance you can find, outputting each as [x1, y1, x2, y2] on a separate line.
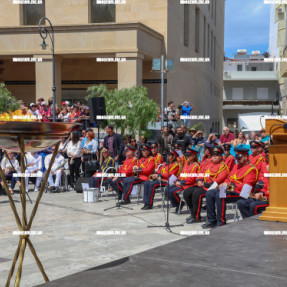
[86, 84, 158, 135]
[0, 83, 20, 114]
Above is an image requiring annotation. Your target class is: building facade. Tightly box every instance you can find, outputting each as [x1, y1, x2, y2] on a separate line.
[223, 51, 280, 131]
[0, 0, 225, 131]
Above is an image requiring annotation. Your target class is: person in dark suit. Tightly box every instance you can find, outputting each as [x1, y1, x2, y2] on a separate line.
[103, 125, 125, 165]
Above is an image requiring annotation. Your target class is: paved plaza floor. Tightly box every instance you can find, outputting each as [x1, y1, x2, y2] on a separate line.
[0, 188, 238, 287]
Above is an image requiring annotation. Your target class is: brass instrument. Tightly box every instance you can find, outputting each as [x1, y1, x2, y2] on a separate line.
[133, 165, 139, 177]
[226, 184, 235, 192]
[249, 194, 268, 202]
[149, 174, 159, 181]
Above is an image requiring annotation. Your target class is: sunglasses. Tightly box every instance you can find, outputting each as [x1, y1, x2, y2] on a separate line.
[235, 153, 244, 160]
[250, 145, 258, 149]
[212, 152, 222, 156]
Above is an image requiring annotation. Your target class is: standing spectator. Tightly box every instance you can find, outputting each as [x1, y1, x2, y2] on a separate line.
[70, 105, 81, 120]
[48, 97, 53, 107]
[172, 127, 191, 153]
[249, 131, 257, 142]
[37, 98, 44, 110]
[157, 126, 173, 162]
[168, 124, 176, 137]
[58, 107, 71, 122]
[80, 106, 90, 129]
[245, 134, 250, 144]
[219, 127, 235, 145]
[181, 101, 194, 128]
[67, 132, 82, 188]
[232, 131, 247, 148]
[28, 103, 40, 117]
[176, 105, 182, 122]
[164, 101, 176, 124]
[80, 129, 86, 141]
[103, 125, 125, 165]
[180, 125, 187, 135]
[39, 101, 51, 122]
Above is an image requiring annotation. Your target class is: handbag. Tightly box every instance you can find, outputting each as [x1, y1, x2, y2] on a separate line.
[84, 153, 99, 172]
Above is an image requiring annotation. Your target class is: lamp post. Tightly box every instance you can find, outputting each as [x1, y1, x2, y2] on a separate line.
[38, 17, 56, 122]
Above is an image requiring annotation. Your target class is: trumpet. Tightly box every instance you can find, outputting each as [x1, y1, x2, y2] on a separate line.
[149, 174, 159, 181]
[249, 194, 268, 202]
[226, 184, 235, 192]
[133, 165, 139, 177]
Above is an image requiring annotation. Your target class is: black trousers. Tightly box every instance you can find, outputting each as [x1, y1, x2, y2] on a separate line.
[108, 177, 125, 199]
[69, 157, 81, 184]
[183, 186, 206, 220]
[237, 198, 269, 218]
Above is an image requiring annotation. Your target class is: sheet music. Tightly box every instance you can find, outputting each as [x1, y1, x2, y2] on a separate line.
[240, 184, 253, 199]
[82, 183, 90, 190]
[219, 185, 227, 198]
[169, 174, 177, 185]
[177, 150, 183, 157]
[208, 181, 218, 191]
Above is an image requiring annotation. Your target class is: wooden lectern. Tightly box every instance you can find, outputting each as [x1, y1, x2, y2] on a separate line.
[260, 119, 287, 222]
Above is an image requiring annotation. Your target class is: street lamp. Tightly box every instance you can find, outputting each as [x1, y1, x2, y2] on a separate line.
[38, 17, 56, 122]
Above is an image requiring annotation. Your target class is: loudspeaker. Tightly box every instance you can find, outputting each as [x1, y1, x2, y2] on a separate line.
[88, 97, 106, 123]
[75, 177, 90, 193]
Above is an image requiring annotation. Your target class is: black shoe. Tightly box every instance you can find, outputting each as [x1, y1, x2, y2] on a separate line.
[120, 199, 131, 205]
[186, 217, 202, 224]
[201, 222, 217, 229]
[186, 215, 193, 222]
[175, 202, 185, 213]
[141, 204, 147, 210]
[143, 204, 153, 210]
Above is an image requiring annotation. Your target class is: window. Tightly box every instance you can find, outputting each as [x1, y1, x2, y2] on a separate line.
[184, 5, 190, 47]
[227, 118, 238, 129]
[195, 7, 200, 53]
[23, 0, 45, 25]
[207, 24, 210, 59]
[232, 88, 244, 100]
[91, 0, 115, 23]
[257, 88, 269, 100]
[251, 67, 257, 71]
[210, 30, 213, 66]
[237, 65, 243, 71]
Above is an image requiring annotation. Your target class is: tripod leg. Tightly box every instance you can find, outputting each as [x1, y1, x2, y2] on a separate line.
[26, 191, 33, 204]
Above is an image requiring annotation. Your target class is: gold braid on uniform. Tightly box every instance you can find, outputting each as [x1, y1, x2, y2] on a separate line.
[229, 163, 258, 184]
[180, 162, 199, 180]
[204, 162, 229, 182]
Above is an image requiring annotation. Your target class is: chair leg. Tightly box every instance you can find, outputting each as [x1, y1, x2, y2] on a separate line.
[234, 203, 239, 222]
[177, 199, 182, 216]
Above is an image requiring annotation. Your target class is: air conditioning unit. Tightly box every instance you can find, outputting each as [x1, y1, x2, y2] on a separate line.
[252, 51, 260, 55]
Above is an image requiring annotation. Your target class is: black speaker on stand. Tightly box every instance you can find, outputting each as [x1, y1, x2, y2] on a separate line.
[88, 97, 107, 145]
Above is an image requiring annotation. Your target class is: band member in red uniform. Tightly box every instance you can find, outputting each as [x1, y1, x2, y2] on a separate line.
[121, 144, 155, 204]
[142, 149, 180, 210]
[249, 141, 265, 174]
[258, 142, 268, 162]
[173, 143, 186, 169]
[203, 148, 258, 228]
[184, 146, 229, 224]
[151, 143, 164, 167]
[200, 143, 213, 170]
[108, 145, 138, 199]
[164, 148, 200, 213]
[237, 146, 269, 218]
[222, 143, 235, 171]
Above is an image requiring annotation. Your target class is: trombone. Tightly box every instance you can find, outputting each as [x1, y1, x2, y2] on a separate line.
[149, 164, 163, 181]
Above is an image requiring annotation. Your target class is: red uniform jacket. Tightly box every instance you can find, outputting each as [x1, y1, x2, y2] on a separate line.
[153, 153, 164, 168]
[197, 161, 229, 191]
[138, 156, 156, 181]
[178, 161, 200, 190]
[256, 162, 269, 198]
[157, 161, 180, 181]
[225, 163, 258, 195]
[249, 153, 265, 174]
[261, 151, 268, 162]
[119, 157, 138, 177]
[223, 154, 235, 172]
[200, 155, 212, 171]
[177, 155, 186, 170]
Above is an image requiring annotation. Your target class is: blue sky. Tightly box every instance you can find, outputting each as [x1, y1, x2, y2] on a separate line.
[224, 0, 271, 58]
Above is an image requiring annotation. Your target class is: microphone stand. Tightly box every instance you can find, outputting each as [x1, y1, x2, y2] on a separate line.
[148, 159, 183, 232]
